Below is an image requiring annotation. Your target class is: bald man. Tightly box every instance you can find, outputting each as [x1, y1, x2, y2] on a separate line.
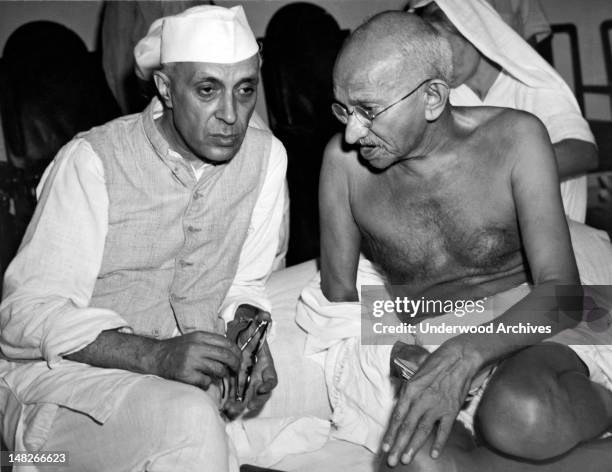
[319, 11, 612, 472]
[0, 6, 285, 471]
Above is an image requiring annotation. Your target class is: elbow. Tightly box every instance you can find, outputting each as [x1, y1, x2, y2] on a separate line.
[321, 280, 359, 303]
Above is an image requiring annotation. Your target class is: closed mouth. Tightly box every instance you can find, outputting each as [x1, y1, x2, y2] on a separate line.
[211, 134, 239, 146]
[360, 145, 378, 159]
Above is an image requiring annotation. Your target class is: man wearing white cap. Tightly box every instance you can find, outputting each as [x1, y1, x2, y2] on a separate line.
[0, 5, 287, 471]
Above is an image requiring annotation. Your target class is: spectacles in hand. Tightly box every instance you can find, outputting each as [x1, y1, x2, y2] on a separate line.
[235, 319, 269, 402]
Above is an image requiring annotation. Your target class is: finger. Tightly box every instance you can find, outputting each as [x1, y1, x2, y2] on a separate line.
[255, 311, 272, 323]
[187, 372, 213, 390]
[257, 366, 278, 394]
[431, 416, 454, 459]
[386, 408, 425, 467]
[191, 331, 241, 353]
[195, 358, 233, 379]
[244, 373, 273, 411]
[247, 391, 271, 411]
[192, 333, 242, 365]
[194, 344, 241, 372]
[257, 376, 277, 395]
[236, 355, 253, 400]
[401, 414, 436, 464]
[381, 383, 411, 453]
[223, 398, 247, 419]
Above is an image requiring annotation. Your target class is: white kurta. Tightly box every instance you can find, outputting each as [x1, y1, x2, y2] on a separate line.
[0, 109, 287, 457]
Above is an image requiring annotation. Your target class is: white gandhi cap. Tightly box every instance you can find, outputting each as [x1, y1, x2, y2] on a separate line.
[134, 5, 259, 80]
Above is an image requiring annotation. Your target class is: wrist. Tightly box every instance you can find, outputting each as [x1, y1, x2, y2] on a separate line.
[143, 337, 166, 376]
[447, 336, 485, 375]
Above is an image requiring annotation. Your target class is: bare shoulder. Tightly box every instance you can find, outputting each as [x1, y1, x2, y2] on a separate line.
[487, 109, 558, 183]
[460, 105, 546, 137]
[494, 107, 548, 138]
[495, 109, 553, 167]
[323, 133, 357, 168]
[467, 107, 552, 165]
[321, 132, 362, 183]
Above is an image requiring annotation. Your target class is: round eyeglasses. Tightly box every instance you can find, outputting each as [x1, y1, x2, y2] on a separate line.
[331, 78, 432, 129]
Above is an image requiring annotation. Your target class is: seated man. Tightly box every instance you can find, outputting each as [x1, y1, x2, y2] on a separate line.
[0, 6, 286, 471]
[301, 10, 612, 472]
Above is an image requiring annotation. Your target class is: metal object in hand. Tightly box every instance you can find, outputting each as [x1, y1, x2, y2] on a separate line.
[236, 319, 269, 402]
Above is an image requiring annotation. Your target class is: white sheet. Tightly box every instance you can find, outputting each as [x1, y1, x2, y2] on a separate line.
[260, 260, 380, 471]
[262, 219, 612, 470]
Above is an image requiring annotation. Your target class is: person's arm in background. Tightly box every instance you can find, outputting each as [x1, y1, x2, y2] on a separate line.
[554, 139, 598, 180]
[481, 1, 597, 179]
[0, 139, 241, 390]
[524, 77, 599, 180]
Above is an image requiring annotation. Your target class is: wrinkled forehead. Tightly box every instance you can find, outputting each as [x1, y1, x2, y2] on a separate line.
[171, 54, 260, 83]
[333, 49, 409, 104]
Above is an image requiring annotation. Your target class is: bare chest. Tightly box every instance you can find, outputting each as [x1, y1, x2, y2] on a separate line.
[352, 172, 520, 287]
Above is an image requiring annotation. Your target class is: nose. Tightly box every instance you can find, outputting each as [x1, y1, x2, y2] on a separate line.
[343, 114, 369, 145]
[216, 92, 237, 125]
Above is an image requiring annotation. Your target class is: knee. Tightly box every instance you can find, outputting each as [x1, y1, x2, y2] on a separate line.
[159, 383, 224, 440]
[476, 376, 574, 460]
[138, 379, 225, 444]
[134, 380, 231, 470]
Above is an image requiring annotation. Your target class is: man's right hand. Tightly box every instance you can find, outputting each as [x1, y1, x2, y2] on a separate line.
[151, 331, 242, 390]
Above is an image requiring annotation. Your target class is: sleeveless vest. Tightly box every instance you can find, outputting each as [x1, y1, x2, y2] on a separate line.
[84, 99, 271, 338]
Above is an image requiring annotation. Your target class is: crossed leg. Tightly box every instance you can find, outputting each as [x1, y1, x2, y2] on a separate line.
[379, 342, 612, 472]
[41, 376, 235, 472]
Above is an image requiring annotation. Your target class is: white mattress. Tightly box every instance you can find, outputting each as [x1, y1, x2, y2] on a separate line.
[259, 260, 377, 471]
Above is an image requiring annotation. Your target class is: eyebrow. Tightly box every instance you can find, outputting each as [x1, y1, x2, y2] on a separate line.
[192, 76, 259, 87]
[334, 87, 380, 108]
[336, 95, 379, 108]
[237, 77, 259, 86]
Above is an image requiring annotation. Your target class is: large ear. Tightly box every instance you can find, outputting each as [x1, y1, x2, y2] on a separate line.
[423, 79, 449, 122]
[153, 69, 173, 109]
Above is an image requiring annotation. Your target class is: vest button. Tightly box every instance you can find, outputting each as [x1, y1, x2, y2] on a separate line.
[179, 259, 193, 268]
[187, 225, 202, 233]
[152, 329, 160, 337]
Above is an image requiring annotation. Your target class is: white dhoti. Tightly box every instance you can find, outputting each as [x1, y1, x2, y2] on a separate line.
[296, 220, 612, 453]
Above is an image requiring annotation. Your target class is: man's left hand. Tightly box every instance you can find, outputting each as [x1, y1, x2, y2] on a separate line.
[223, 339, 277, 418]
[224, 309, 278, 418]
[244, 340, 278, 411]
[382, 340, 481, 467]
